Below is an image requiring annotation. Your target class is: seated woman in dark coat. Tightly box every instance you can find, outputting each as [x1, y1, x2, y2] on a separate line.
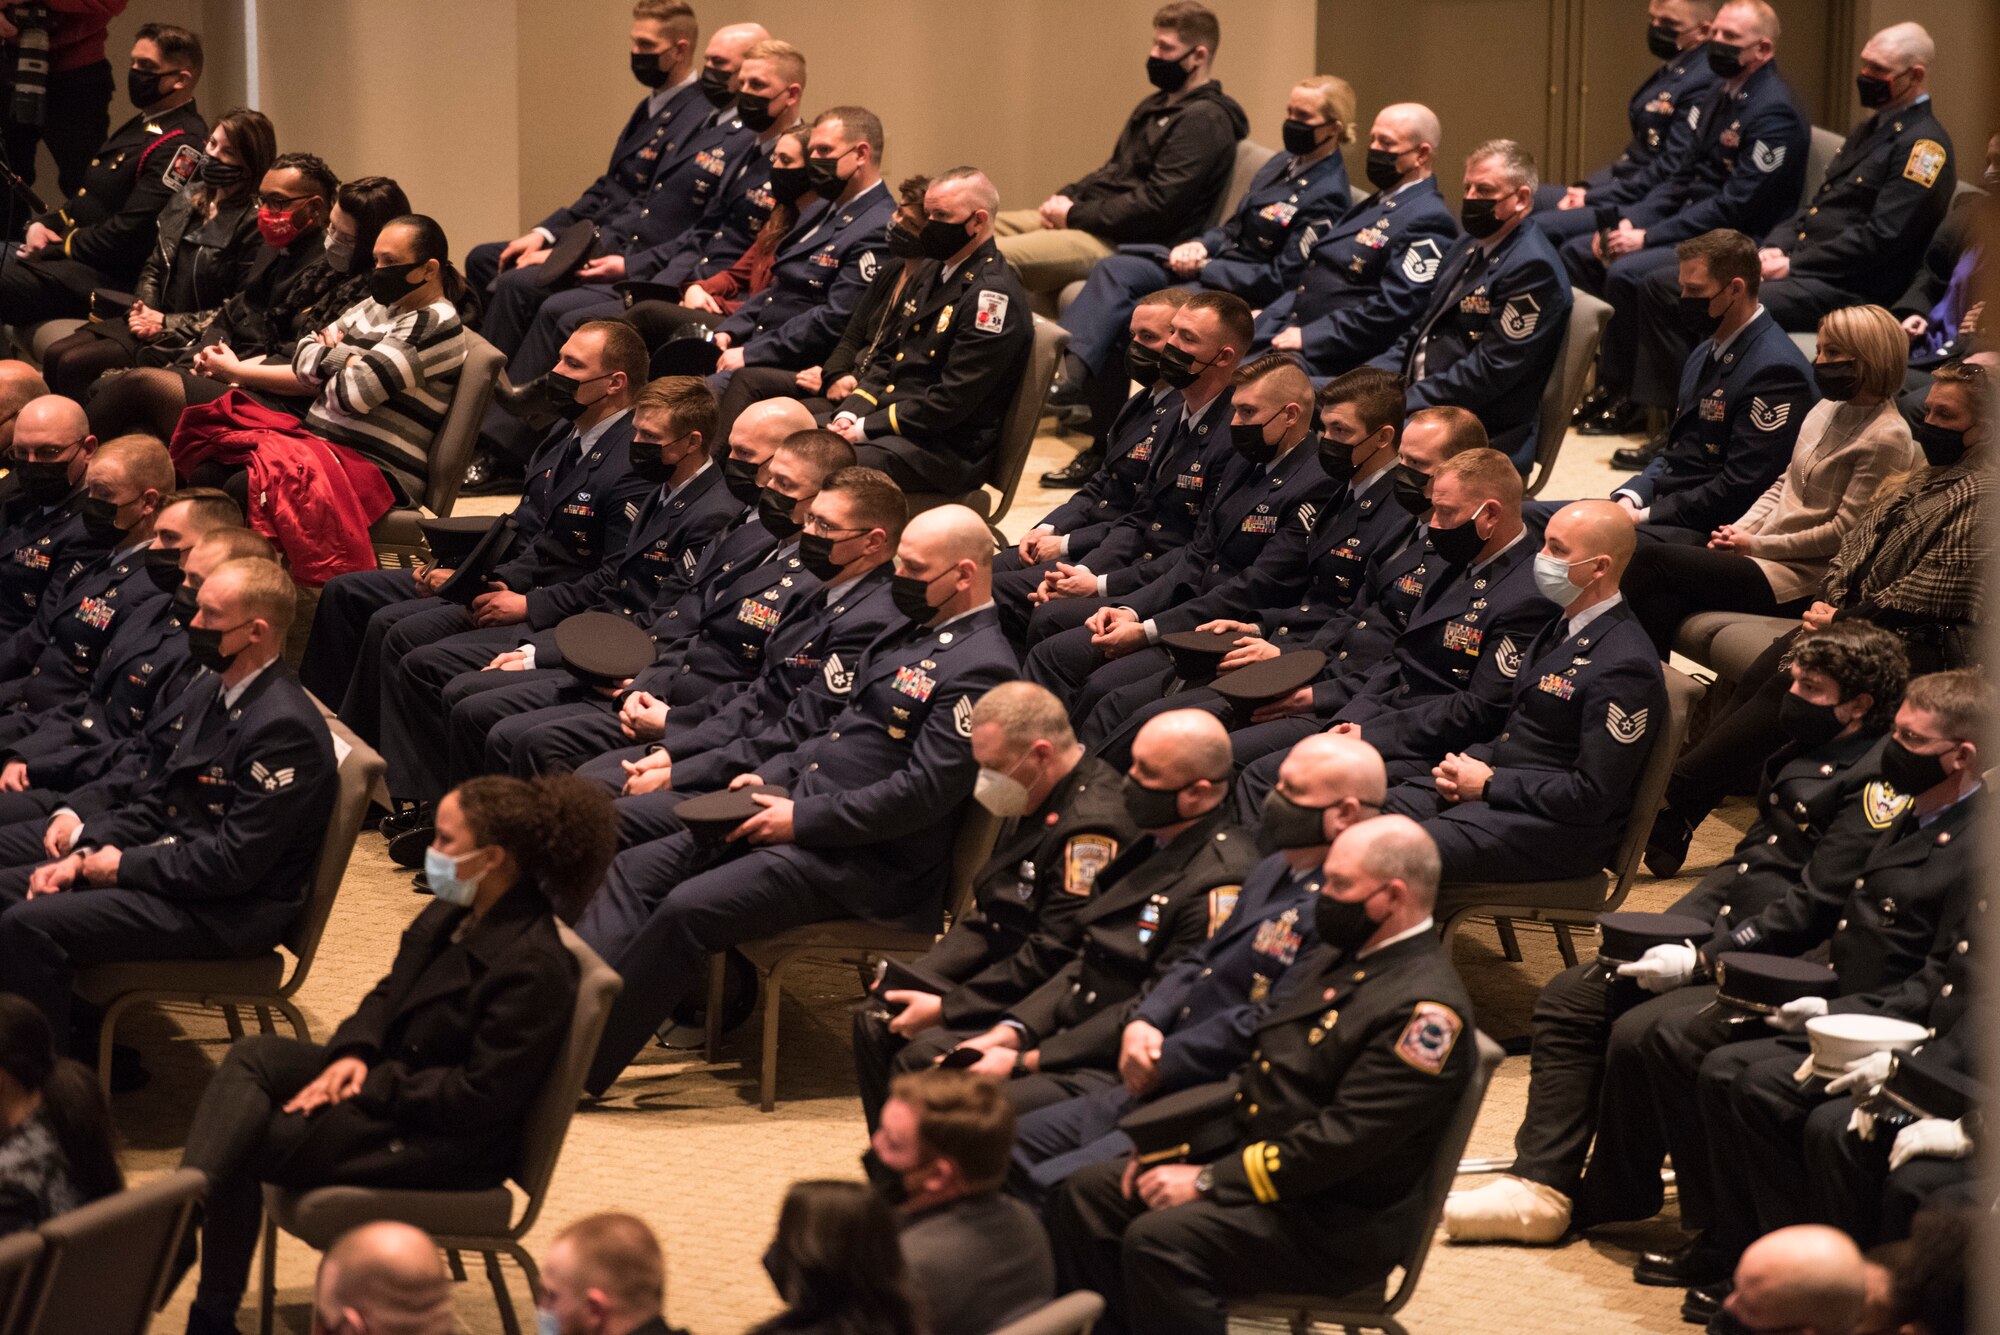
[178, 773, 616, 1335]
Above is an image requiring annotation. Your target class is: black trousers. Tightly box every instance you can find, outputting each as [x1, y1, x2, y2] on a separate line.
[1802, 1094, 1980, 1246]
[1570, 984, 1719, 1227]
[1508, 960, 1656, 1198]
[885, 1023, 1121, 1117]
[1622, 543, 1803, 658]
[1663, 630, 1796, 829]
[41, 322, 143, 399]
[2, 59, 113, 206]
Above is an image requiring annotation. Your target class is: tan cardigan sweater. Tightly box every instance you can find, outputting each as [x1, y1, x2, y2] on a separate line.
[1735, 398, 1919, 603]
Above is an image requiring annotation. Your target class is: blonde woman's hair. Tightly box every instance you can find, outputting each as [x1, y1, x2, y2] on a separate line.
[1816, 305, 1907, 404]
[1295, 76, 1358, 144]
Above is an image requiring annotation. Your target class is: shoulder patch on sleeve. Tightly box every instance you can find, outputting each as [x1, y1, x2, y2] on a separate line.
[857, 250, 879, 282]
[248, 760, 296, 791]
[626, 501, 642, 524]
[974, 289, 1010, 335]
[1495, 635, 1521, 680]
[1396, 1001, 1463, 1075]
[1401, 237, 1444, 284]
[952, 695, 974, 738]
[1296, 223, 1319, 259]
[1904, 139, 1945, 188]
[1295, 502, 1318, 531]
[160, 141, 199, 191]
[821, 652, 853, 695]
[1606, 702, 1649, 745]
[680, 547, 697, 576]
[1497, 295, 1541, 341]
[1747, 397, 1792, 433]
[1063, 834, 1117, 896]
[1750, 140, 1787, 174]
[1207, 885, 1241, 937]
[1863, 779, 1911, 829]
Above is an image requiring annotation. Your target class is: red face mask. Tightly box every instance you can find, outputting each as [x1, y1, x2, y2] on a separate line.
[257, 202, 312, 250]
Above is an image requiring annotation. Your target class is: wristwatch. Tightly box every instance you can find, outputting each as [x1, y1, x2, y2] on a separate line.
[1194, 1164, 1215, 1197]
[1011, 1052, 1030, 1078]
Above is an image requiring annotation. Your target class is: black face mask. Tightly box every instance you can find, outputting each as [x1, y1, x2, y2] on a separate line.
[1146, 54, 1192, 93]
[1257, 790, 1330, 855]
[15, 459, 72, 506]
[891, 570, 943, 623]
[886, 221, 924, 258]
[1855, 73, 1896, 109]
[1778, 692, 1848, 748]
[722, 457, 763, 504]
[78, 495, 126, 542]
[1125, 341, 1164, 385]
[1428, 508, 1487, 566]
[1879, 736, 1953, 797]
[1645, 23, 1681, 61]
[1281, 118, 1325, 156]
[1364, 148, 1404, 192]
[630, 51, 670, 88]
[1314, 891, 1379, 955]
[1678, 293, 1724, 339]
[1813, 361, 1862, 401]
[144, 546, 184, 592]
[127, 67, 172, 108]
[916, 217, 973, 261]
[698, 65, 733, 107]
[545, 370, 611, 423]
[367, 261, 422, 307]
[1708, 41, 1746, 78]
[1230, 416, 1278, 465]
[736, 90, 780, 132]
[197, 156, 244, 187]
[1318, 437, 1360, 487]
[806, 152, 851, 197]
[185, 623, 239, 674]
[628, 434, 683, 486]
[1121, 773, 1185, 830]
[1914, 420, 1969, 468]
[767, 165, 811, 206]
[798, 531, 855, 580]
[1390, 463, 1431, 516]
[757, 487, 801, 537]
[170, 582, 198, 622]
[1459, 197, 1503, 240]
[1155, 342, 1208, 390]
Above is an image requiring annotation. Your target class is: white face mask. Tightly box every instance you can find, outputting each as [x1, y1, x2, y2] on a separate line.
[1533, 551, 1593, 609]
[973, 750, 1037, 817]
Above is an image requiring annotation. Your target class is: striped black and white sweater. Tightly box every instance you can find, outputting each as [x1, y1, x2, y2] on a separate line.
[292, 296, 467, 500]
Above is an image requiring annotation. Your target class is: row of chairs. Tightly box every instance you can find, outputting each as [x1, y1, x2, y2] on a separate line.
[0, 1167, 204, 1335]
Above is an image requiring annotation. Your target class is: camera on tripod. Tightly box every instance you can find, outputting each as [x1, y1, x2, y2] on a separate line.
[9, 5, 53, 128]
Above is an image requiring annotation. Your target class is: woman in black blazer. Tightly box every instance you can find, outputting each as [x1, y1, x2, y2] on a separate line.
[178, 774, 616, 1335]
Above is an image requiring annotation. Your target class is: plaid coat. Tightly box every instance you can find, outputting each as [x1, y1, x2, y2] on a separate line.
[1824, 464, 1990, 624]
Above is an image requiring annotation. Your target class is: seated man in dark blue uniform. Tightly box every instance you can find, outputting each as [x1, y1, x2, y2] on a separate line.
[1047, 815, 1475, 1335]
[1255, 102, 1459, 379]
[1371, 138, 1572, 470]
[1010, 732, 1386, 1203]
[0, 557, 335, 1037]
[1533, 3, 1716, 220]
[1047, 74, 1353, 425]
[0, 395, 111, 638]
[1383, 500, 1665, 887]
[574, 504, 1018, 1095]
[303, 320, 655, 714]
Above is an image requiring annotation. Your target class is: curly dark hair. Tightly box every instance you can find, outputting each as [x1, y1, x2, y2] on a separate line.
[453, 774, 617, 923]
[1790, 621, 1909, 733]
[749, 1180, 922, 1335]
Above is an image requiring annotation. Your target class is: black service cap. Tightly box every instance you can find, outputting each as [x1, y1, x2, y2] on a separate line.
[533, 221, 599, 290]
[1118, 1078, 1242, 1165]
[419, 514, 502, 568]
[1713, 952, 1838, 1014]
[872, 958, 953, 998]
[1596, 911, 1712, 966]
[1882, 1048, 1977, 1122]
[649, 326, 722, 380]
[553, 610, 654, 688]
[1160, 628, 1241, 682]
[1210, 649, 1328, 710]
[674, 783, 788, 838]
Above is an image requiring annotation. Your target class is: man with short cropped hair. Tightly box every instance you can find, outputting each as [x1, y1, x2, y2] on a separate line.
[312, 1221, 455, 1335]
[536, 1212, 689, 1335]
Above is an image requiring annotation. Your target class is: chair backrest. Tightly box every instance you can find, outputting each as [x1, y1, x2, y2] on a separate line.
[24, 1168, 205, 1335]
[1527, 287, 1610, 497]
[945, 804, 1004, 925]
[1377, 1032, 1503, 1319]
[1598, 665, 1704, 913]
[281, 709, 388, 980]
[419, 329, 505, 518]
[987, 1292, 1106, 1335]
[1207, 140, 1275, 230]
[506, 923, 622, 1238]
[0, 1232, 42, 1335]
[983, 315, 1070, 528]
[1802, 127, 1843, 212]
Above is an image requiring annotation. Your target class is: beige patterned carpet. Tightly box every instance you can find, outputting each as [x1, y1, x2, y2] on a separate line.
[122, 422, 1732, 1334]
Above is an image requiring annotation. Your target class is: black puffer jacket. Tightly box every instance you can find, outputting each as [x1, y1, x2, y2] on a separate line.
[1062, 80, 1249, 245]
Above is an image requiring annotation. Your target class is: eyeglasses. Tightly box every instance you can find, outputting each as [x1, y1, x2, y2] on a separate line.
[257, 193, 315, 210]
[801, 515, 869, 539]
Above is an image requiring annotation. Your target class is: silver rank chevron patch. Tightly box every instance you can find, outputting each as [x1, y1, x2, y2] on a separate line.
[1401, 237, 1443, 284]
[1748, 397, 1792, 432]
[249, 760, 296, 791]
[1750, 140, 1787, 173]
[821, 653, 853, 695]
[1498, 295, 1541, 340]
[1295, 503, 1318, 531]
[952, 696, 974, 739]
[1606, 703, 1649, 745]
[1495, 636, 1521, 679]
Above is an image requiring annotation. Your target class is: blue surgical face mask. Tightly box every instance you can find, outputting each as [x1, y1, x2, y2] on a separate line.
[1533, 551, 1592, 609]
[423, 846, 484, 907]
[535, 1309, 561, 1335]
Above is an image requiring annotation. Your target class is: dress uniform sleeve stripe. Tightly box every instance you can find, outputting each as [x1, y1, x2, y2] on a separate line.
[887, 403, 900, 435]
[1241, 1140, 1279, 1203]
[848, 387, 878, 407]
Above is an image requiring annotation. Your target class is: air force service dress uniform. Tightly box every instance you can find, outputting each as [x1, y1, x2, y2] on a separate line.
[1373, 219, 1572, 469]
[1048, 934, 1474, 1335]
[1252, 177, 1461, 376]
[718, 182, 899, 373]
[0, 540, 165, 715]
[1534, 43, 1719, 226]
[0, 493, 109, 637]
[574, 605, 1019, 1094]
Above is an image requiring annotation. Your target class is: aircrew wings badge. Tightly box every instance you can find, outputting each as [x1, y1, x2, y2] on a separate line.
[1606, 702, 1649, 745]
[1396, 1002, 1462, 1074]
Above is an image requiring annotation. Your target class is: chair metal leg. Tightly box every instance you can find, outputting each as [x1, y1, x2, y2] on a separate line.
[704, 952, 727, 1064]
[223, 1004, 245, 1038]
[483, 1250, 520, 1335]
[761, 954, 798, 1113]
[276, 1000, 312, 1042]
[1494, 916, 1523, 962]
[447, 1249, 468, 1282]
[95, 1000, 122, 1102]
[258, 1215, 278, 1335]
[1554, 922, 1581, 968]
[255, 1006, 276, 1035]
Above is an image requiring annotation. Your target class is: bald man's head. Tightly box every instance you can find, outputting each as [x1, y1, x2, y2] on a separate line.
[708, 21, 767, 69]
[13, 395, 94, 489]
[316, 1222, 452, 1335]
[1728, 1226, 1866, 1335]
[893, 504, 993, 624]
[1129, 709, 1234, 827]
[1379, 102, 1441, 153]
[1547, 499, 1637, 581]
[1266, 734, 1389, 863]
[729, 397, 817, 464]
[0, 361, 47, 430]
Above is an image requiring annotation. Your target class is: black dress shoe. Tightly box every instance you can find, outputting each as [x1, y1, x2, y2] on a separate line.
[1684, 1281, 1730, 1326]
[1041, 448, 1103, 489]
[386, 824, 436, 870]
[1644, 808, 1696, 878]
[459, 449, 525, 497]
[378, 803, 432, 838]
[1635, 1241, 1731, 1288]
[1570, 385, 1614, 426]
[1044, 374, 1088, 409]
[494, 373, 557, 426]
[1610, 434, 1666, 470]
[1577, 400, 1648, 436]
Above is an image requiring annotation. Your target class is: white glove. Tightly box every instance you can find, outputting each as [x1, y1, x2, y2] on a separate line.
[1825, 1049, 1895, 1096]
[1616, 942, 1697, 993]
[1766, 996, 1828, 1033]
[1889, 1117, 1973, 1171]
